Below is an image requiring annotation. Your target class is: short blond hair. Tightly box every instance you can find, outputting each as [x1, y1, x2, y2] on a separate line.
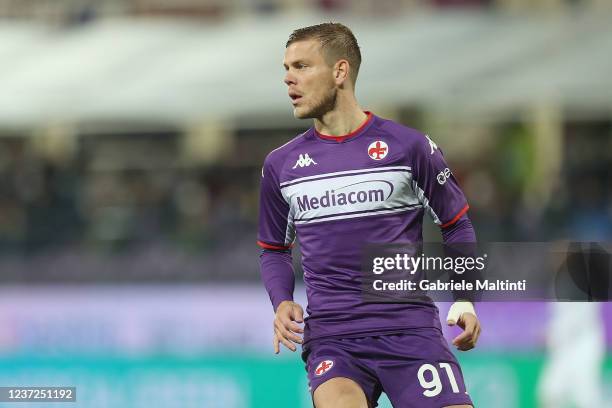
[286, 22, 361, 86]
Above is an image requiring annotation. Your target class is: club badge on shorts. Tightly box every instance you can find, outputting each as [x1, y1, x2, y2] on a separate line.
[314, 360, 334, 376]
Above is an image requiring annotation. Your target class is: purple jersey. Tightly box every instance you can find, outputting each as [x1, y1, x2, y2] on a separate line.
[258, 112, 469, 344]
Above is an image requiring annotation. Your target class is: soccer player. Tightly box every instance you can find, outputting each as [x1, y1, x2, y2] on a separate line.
[258, 23, 481, 408]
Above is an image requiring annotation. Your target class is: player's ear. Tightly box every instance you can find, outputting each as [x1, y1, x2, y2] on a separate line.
[334, 59, 350, 86]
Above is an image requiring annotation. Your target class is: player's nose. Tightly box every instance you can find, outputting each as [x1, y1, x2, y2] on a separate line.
[284, 71, 296, 86]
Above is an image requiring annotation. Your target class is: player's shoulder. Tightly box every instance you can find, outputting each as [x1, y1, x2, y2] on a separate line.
[263, 129, 312, 171]
[373, 115, 432, 153]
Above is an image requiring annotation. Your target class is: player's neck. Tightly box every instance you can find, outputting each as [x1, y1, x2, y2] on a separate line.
[314, 100, 367, 137]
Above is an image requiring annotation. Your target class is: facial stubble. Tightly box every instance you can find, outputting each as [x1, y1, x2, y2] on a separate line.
[295, 86, 337, 120]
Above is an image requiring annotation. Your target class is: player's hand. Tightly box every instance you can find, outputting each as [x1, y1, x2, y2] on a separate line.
[447, 301, 481, 351]
[273, 300, 304, 354]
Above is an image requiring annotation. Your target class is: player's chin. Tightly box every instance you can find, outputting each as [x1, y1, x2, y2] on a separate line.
[293, 105, 314, 119]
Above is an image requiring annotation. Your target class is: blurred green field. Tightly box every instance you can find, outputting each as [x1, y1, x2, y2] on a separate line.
[0, 352, 610, 407]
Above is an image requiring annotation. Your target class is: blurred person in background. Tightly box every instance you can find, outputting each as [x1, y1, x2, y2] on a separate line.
[538, 302, 605, 408]
[537, 128, 611, 408]
[258, 22, 480, 408]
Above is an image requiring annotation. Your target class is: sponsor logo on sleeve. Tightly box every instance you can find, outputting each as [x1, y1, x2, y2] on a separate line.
[437, 168, 452, 185]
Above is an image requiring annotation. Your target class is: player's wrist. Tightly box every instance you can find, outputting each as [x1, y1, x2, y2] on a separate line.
[447, 300, 476, 325]
[275, 299, 295, 311]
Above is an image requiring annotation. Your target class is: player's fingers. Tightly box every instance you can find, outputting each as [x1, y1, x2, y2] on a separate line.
[292, 304, 304, 323]
[458, 313, 476, 331]
[467, 317, 477, 333]
[453, 324, 479, 351]
[290, 321, 304, 334]
[275, 328, 297, 352]
[457, 342, 474, 351]
[275, 319, 303, 344]
[277, 312, 304, 336]
[463, 334, 477, 350]
[452, 329, 472, 348]
[452, 321, 476, 348]
[454, 335, 475, 351]
[279, 311, 304, 334]
[278, 313, 299, 332]
[273, 333, 280, 354]
[469, 317, 481, 344]
[274, 321, 302, 343]
[277, 310, 292, 326]
[473, 324, 481, 345]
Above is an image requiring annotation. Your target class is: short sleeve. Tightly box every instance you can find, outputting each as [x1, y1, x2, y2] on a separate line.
[410, 134, 469, 228]
[257, 156, 295, 249]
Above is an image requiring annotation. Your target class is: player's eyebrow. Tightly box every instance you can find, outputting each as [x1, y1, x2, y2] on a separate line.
[283, 60, 307, 70]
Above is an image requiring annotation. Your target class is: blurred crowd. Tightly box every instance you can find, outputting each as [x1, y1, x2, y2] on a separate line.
[0, 110, 610, 282]
[0, 123, 294, 281]
[0, 0, 610, 282]
[0, 0, 610, 24]
[0, 128, 259, 253]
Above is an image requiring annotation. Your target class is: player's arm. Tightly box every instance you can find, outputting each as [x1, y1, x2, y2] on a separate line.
[260, 248, 304, 353]
[411, 134, 481, 351]
[257, 156, 304, 353]
[442, 216, 481, 351]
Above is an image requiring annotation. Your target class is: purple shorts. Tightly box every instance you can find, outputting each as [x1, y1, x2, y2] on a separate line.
[302, 328, 473, 408]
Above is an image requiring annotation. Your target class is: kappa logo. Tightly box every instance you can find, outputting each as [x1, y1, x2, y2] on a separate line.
[314, 360, 334, 376]
[293, 153, 318, 169]
[425, 134, 438, 155]
[368, 140, 388, 160]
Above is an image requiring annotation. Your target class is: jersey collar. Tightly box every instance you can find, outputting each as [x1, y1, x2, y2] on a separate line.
[314, 111, 374, 143]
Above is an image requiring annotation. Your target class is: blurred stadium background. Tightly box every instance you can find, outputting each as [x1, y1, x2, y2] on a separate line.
[0, 0, 611, 407]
